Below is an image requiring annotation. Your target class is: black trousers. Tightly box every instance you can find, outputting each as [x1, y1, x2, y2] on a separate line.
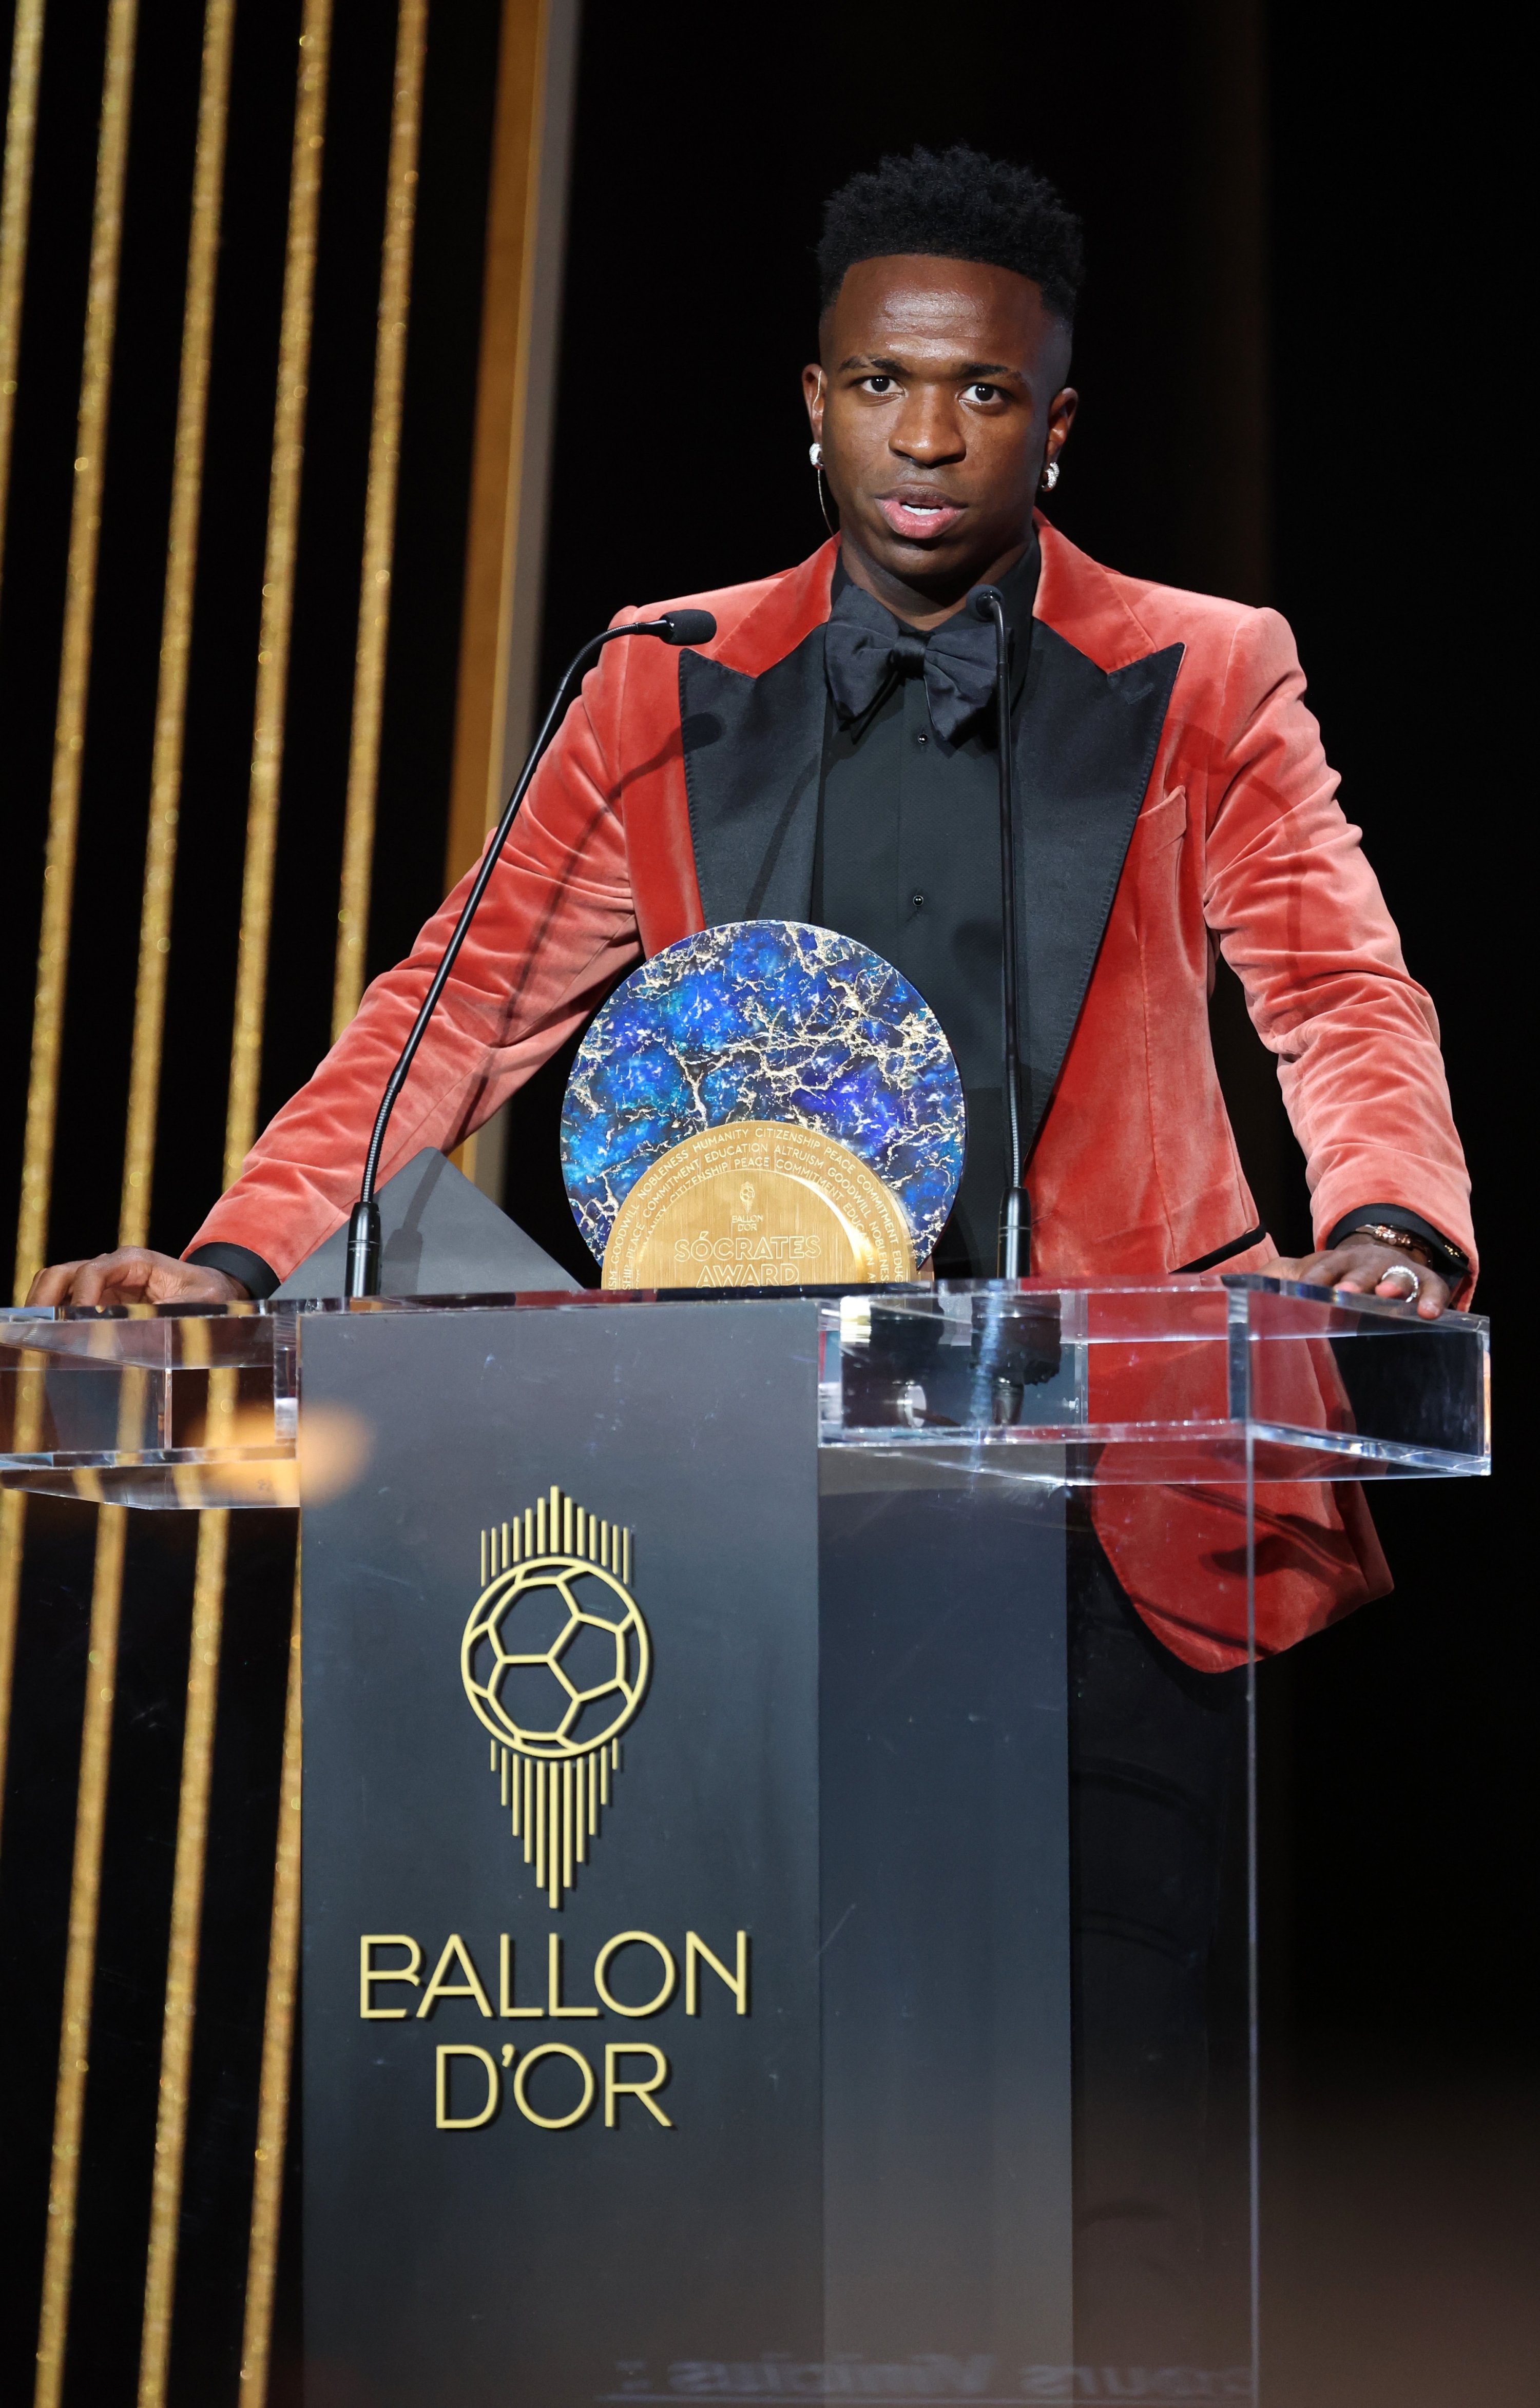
[1068, 1510, 1249, 2368]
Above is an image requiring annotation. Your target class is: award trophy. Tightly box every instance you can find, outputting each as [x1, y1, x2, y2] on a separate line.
[560, 921, 966, 1287]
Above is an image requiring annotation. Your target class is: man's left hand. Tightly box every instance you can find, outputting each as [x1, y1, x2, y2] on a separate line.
[1267, 1235, 1452, 1319]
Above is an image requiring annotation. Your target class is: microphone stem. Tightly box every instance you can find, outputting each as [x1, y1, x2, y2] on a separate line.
[345, 624, 627, 1298]
[987, 595, 1028, 1280]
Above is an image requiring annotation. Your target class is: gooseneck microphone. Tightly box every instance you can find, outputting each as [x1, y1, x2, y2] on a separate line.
[343, 609, 718, 1298]
[969, 584, 1028, 1279]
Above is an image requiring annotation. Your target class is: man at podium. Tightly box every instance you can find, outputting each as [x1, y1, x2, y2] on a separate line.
[32, 142, 1474, 1635]
[24, 141, 1480, 2376]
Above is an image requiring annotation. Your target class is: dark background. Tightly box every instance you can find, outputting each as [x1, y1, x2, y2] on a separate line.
[541, 27, 1531, 2387]
[0, 3, 1528, 2402]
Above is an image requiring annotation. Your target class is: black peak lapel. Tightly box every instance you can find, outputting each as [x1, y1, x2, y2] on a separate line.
[679, 631, 827, 923]
[1017, 625, 1183, 1154]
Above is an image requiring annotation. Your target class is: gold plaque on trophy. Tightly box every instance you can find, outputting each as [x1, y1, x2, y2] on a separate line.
[601, 1120, 916, 1291]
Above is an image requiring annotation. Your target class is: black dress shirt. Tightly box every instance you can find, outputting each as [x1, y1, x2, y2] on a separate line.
[812, 541, 1038, 1276]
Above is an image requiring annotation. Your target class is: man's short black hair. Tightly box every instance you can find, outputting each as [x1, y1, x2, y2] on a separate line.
[816, 144, 1084, 324]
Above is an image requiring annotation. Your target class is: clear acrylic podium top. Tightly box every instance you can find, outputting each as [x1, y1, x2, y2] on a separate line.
[0, 1277, 1490, 1510]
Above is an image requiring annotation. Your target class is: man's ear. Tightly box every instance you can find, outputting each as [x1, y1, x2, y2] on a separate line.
[1046, 384, 1079, 467]
[802, 363, 824, 440]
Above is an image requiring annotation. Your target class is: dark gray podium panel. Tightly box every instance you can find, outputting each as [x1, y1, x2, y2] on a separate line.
[818, 1459, 1071, 2370]
[299, 1305, 1072, 2405]
[301, 1303, 823, 2405]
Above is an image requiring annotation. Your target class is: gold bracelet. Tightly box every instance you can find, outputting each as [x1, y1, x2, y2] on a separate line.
[1352, 1222, 1438, 1271]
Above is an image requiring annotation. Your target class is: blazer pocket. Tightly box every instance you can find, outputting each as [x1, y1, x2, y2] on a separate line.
[1135, 785, 1188, 850]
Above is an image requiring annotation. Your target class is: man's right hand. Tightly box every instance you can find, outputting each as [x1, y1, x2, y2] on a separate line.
[26, 1249, 249, 1309]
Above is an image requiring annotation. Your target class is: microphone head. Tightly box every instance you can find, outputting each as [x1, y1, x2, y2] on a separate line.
[968, 584, 1004, 620]
[656, 608, 717, 646]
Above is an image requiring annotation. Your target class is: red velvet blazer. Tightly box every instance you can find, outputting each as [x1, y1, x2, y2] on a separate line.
[189, 521, 1475, 1668]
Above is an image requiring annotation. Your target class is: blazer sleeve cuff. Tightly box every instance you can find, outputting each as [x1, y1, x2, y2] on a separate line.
[184, 1241, 281, 1300]
[1324, 1203, 1472, 1292]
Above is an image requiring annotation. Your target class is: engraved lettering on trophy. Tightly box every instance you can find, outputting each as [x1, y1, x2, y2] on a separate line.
[605, 1119, 915, 1291]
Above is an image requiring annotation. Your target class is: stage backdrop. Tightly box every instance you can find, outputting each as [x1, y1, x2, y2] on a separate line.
[0, 4, 578, 2403]
[4, 7, 1523, 2407]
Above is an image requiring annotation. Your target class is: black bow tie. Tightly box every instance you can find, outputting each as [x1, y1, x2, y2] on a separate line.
[823, 579, 999, 742]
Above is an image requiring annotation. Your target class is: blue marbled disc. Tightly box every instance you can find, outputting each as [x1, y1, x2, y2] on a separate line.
[561, 921, 965, 1262]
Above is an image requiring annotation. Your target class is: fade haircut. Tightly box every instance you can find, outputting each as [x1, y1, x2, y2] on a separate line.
[816, 144, 1084, 325]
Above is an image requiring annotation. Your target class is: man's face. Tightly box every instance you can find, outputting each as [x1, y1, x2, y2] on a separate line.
[804, 255, 1076, 617]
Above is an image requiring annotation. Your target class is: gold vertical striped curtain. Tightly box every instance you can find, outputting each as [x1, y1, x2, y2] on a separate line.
[0, 2, 566, 2397]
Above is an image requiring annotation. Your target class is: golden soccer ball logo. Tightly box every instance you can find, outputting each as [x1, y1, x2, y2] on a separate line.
[462, 1555, 648, 1759]
[463, 1485, 647, 1906]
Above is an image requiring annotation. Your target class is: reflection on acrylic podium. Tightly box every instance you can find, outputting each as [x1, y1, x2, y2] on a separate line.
[2, 1274, 1489, 2405]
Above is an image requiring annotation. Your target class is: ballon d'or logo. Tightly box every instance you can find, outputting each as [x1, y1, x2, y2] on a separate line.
[462, 1485, 648, 1908]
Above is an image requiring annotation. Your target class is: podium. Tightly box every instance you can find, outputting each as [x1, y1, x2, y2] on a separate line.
[2, 1276, 1489, 2404]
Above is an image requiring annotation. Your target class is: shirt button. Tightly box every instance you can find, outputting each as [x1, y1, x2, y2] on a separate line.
[910, 890, 926, 912]
[915, 730, 929, 747]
